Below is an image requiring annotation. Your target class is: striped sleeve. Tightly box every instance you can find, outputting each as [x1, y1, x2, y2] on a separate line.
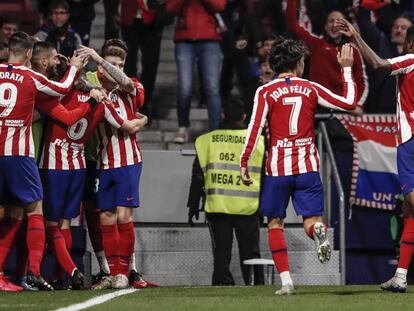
[352, 46, 369, 108]
[130, 78, 145, 109]
[311, 67, 357, 111]
[388, 54, 414, 76]
[30, 65, 78, 96]
[240, 86, 269, 168]
[103, 100, 124, 128]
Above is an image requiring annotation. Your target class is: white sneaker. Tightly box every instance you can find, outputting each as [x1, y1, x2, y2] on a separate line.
[381, 273, 407, 293]
[111, 274, 129, 289]
[275, 284, 296, 295]
[313, 222, 331, 264]
[173, 127, 189, 144]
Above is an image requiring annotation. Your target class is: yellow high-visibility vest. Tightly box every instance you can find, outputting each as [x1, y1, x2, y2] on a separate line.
[195, 129, 265, 215]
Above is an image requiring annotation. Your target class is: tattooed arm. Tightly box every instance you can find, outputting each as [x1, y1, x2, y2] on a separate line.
[76, 45, 135, 93]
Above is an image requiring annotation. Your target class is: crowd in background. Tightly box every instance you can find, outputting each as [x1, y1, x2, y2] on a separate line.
[0, 0, 413, 142]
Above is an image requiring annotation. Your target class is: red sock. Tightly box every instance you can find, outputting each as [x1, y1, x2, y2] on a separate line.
[85, 208, 104, 252]
[118, 222, 135, 276]
[0, 216, 22, 271]
[101, 223, 120, 276]
[268, 228, 289, 273]
[399, 218, 414, 269]
[27, 214, 45, 276]
[46, 226, 76, 276]
[61, 228, 72, 252]
[15, 221, 28, 278]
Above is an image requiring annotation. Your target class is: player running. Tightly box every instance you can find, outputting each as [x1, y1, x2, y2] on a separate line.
[240, 39, 357, 295]
[336, 18, 414, 293]
[77, 42, 146, 289]
[0, 31, 84, 292]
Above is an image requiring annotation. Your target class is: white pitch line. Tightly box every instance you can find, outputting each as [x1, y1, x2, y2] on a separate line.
[53, 288, 139, 311]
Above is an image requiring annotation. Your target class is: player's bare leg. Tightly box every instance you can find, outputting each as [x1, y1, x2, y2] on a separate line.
[23, 201, 53, 291]
[268, 217, 295, 295]
[0, 207, 24, 292]
[381, 194, 414, 293]
[303, 216, 331, 264]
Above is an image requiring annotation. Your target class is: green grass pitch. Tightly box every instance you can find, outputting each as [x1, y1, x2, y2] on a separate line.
[2, 286, 414, 311]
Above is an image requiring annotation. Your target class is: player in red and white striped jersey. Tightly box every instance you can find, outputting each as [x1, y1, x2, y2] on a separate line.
[336, 19, 414, 293]
[77, 42, 146, 289]
[240, 40, 357, 295]
[0, 32, 85, 292]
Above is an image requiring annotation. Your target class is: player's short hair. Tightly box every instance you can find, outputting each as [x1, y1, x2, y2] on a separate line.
[223, 96, 245, 122]
[31, 41, 56, 67]
[269, 39, 309, 73]
[48, 0, 70, 13]
[8, 31, 35, 56]
[101, 39, 128, 60]
[406, 25, 414, 44]
[0, 15, 20, 27]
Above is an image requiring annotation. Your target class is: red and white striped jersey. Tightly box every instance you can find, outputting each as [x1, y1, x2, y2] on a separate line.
[388, 54, 414, 144]
[0, 63, 78, 157]
[241, 67, 357, 176]
[96, 78, 145, 169]
[39, 89, 124, 170]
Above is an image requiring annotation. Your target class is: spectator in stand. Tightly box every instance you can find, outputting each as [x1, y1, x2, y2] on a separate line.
[353, 2, 412, 113]
[68, 0, 99, 46]
[250, 0, 286, 59]
[35, 0, 82, 57]
[104, 0, 120, 39]
[0, 15, 19, 62]
[167, 0, 227, 144]
[121, 0, 172, 119]
[286, 0, 368, 112]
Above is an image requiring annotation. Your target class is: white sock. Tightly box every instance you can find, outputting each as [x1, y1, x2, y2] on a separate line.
[129, 252, 136, 272]
[96, 250, 110, 274]
[396, 268, 408, 279]
[280, 271, 293, 286]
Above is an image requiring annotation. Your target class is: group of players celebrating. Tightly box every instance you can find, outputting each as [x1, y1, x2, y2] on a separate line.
[0, 31, 149, 292]
[2, 15, 414, 295]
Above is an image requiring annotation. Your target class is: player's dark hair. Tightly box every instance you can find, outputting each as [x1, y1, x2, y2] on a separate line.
[31, 41, 55, 69]
[0, 15, 20, 27]
[405, 25, 414, 44]
[101, 39, 128, 60]
[8, 31, 35, 56]
[223, 96, 245, 123]
[48, 0, 70, 13]
[269, 39, 309, 73]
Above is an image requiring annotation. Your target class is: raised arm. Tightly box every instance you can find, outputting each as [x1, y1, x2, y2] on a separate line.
[240, 86, 269, 184]
[77, 45, 135, 93]
[336, 18, 391, 72]
[312, 44, 357, 111]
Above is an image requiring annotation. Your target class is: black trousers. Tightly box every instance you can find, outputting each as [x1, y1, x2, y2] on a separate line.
[122, 19, 163, 117]
[103, 0, 120, 39]
[207, 212, 264, 286]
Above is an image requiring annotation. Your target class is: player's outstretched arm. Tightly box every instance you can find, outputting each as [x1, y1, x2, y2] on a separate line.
[336, 18, 391, 72]
[76, 45, 135, 93]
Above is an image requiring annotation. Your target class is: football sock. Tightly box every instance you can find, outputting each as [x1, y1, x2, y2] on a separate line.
[15, 221, 28, 278]
[396, 268, 408, 279]
[27, 214, 45, 276]
[306, 222, 328, 239]
[96, 251, 110, 274]
[118, 222, 135, 277]
[46, 226, 77, 276]
[129, 252, 137, 272]
[101, 223, 120, 276]
[268, 227, 291, 285]
[61, 228, 72, 252]
[0, 216, 22, 271]
[398, 218, 414, 270]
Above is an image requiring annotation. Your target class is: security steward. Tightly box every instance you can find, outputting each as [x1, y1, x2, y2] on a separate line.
[187, 96, 265, 286]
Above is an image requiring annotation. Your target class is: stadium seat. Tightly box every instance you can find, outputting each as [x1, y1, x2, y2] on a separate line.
[0, 0, 40, 35]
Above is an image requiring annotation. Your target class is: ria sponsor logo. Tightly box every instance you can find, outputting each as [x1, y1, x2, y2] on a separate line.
[276, 138, 293, 148]
[275, 137, 313, 148]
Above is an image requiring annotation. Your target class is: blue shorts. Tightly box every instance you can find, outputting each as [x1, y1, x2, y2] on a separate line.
[40, 169, 86, 221]
[0, 156, 43, 205]
[96, 163, 142, 211]
[260, 172, 324, 218]
[397, 137, 414, 195]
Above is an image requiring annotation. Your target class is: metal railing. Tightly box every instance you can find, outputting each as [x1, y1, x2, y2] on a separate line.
[318, 121, 346, 285]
